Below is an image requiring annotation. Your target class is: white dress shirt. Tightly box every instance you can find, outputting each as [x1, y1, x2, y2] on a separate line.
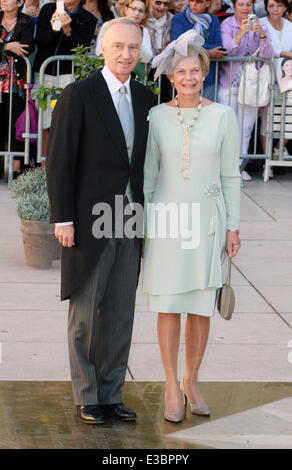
[101, 64, 133, 114]
[56, 65, 133, 227]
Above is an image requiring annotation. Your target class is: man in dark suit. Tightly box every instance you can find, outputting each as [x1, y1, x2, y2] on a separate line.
[46, 17, 155, 425]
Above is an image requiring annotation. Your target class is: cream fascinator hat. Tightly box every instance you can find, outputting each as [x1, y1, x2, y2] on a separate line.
[152, 30, 205, 81]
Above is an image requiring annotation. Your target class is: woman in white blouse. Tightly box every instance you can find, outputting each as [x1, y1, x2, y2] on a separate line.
[96, 0, 153, 64]
[260, 0, 292, 159]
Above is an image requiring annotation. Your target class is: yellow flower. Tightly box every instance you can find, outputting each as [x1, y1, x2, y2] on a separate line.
[50, 99, 57, 110]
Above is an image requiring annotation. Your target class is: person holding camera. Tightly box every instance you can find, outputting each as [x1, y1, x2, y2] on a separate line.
[218, 0, 272, 180]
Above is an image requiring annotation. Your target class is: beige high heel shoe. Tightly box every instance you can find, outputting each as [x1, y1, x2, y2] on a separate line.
[180, 380, 210, 416]
[164, 393, 184, 423]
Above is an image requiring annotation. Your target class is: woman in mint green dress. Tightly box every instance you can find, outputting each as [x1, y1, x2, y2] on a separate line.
[142, 30, 241, 423]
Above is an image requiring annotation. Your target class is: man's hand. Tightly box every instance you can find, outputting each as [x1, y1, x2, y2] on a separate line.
[50, 10, 60, 29]
[59, 12, 72, 34]
[55, 224, 75, 248]
[226, 230, 241, 258]
[208, 47, 228, 59]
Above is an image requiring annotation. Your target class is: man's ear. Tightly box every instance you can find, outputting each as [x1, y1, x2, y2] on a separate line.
[101, 40, 106, 57]
[17, 0, 25, 7]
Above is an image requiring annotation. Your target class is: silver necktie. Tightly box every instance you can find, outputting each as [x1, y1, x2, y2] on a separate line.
[118, 85, 131, 139]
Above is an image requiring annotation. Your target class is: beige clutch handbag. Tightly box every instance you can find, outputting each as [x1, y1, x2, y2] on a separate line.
[217, 257, 235, 320]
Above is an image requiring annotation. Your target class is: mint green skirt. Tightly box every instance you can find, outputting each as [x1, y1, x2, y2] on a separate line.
[148, 288, 218, 317]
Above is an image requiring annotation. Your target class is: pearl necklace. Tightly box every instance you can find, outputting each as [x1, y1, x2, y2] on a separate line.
[174, 94, 202, 180]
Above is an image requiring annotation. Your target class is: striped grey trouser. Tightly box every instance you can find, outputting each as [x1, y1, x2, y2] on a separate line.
[68, 235, 140, 406]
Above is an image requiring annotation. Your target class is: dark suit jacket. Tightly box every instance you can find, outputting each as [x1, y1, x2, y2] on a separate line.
[46, 70, 155, 300]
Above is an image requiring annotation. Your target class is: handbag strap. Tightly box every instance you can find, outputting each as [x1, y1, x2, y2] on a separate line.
[252, 47, 260, 58]
[227, 256, 232, 285]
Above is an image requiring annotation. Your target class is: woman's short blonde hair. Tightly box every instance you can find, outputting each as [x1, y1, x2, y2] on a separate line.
[166, 47, 210, 79]
[169, 46, 210, 77]
[166, 47, 210, 82]
[198, 47, 210, 77]
[122, 0, 151, 25]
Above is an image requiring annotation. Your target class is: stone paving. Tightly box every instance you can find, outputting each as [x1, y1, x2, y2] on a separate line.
[0, 172, 292, 449]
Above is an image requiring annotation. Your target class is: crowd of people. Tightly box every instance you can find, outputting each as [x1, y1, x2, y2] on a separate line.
[1, 0, 292, 179]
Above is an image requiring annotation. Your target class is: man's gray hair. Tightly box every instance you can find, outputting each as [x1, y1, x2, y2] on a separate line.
[101, 18, 143, 48]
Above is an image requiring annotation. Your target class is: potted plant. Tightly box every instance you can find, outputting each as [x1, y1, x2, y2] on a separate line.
[32, 85, 64, 112]
[13, 168, 61, 269]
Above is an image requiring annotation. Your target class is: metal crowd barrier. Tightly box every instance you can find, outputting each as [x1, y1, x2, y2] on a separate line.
[0, 56, 35, 185]
[211, 56, 275, 170]
[9, 53, 289, 184]
[36, 55, 76, 164]
[263, 86, 292, 182]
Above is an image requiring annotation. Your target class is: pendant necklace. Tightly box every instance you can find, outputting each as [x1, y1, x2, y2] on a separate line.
[2, 17, 17, 26]
[174, 94, 202, 179]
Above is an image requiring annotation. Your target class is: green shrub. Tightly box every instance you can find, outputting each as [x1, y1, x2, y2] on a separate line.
[13, 167, 47, 197]
[16, 193, 50, 221]
[12, 168, 50, 222]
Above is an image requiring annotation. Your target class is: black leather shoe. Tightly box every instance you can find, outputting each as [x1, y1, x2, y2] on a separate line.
[77, 405, 104, 424]
[103, 403, 136, 421]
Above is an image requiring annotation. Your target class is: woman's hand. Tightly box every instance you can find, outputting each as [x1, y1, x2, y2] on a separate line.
[226, 230, 241, 258]
[251, 17, 266, 38]
[236, 19, 250, 44]
[208, 47, 228, 59]
[4, 42, 29, 56]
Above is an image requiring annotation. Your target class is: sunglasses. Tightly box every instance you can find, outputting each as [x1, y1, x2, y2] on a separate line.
[154, 1, 170, 6]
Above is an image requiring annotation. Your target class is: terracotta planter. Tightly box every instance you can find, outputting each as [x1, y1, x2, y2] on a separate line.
[20, 219, 60, 269]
